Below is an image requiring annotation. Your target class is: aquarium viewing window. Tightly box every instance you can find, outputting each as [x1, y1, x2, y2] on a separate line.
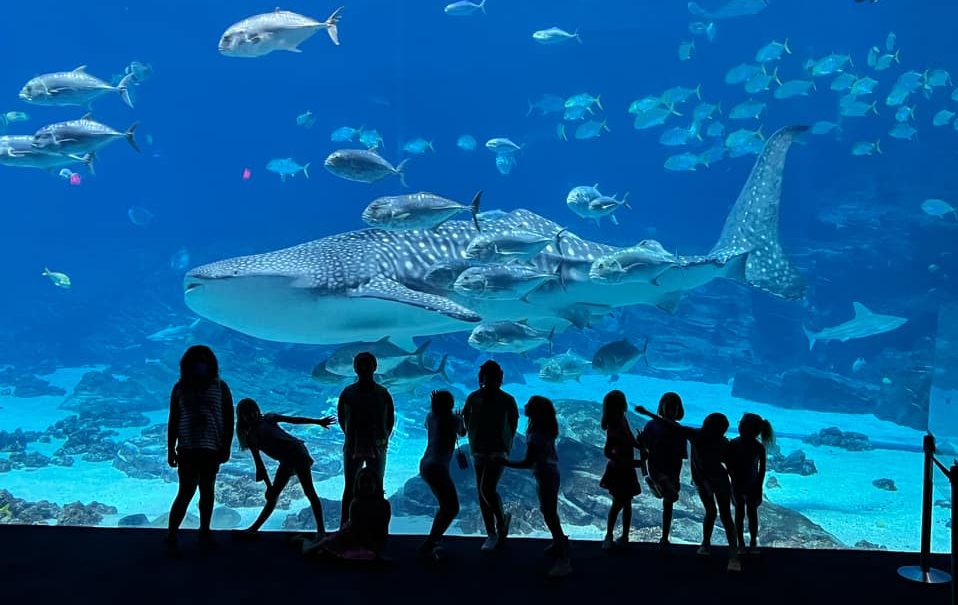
[0, 0, 953, 554]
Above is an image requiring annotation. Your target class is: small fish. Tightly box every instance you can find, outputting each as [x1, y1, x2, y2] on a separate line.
[755, 39, 791, 63]
[266, 158, 310, 182]
[563, 105, 592, 121]
[3, 111, 30, 124]
[894, 106, 915, 122]
[628, 96, 664, 114]
[841, 100, 878, 117]
[128, 206, 155, 227]
[875, 50, 901, 71]
[888, 123, 917, 140]
[933, 110, 955, 127]
[485, 137, 521, 154]
[725, 63, 763, 85]
[661, 84, 702, 106]
[744, 67, 781, 93]
[679, 41, 695, 61]
[811, 121, 840, 135]
[527, 94, 565, 116]
[532, 27, 581, 45]
[895, 71, 925, 93]
[886, 32, 896, 52]
[575, 120, 610, 140]
[296, 110, 316, 129]
[867, 46, 880, 68]
[774, 80, 816, 99]
[693, 102, 721, 121]
[330, 126, 362, 142]
[444, 0, 486, 16]
[808, 53, 853, 77]
[850, 76, 879, 96]
[885, 86, 911, 107]
[706, 121, 725, 137]
[358, 129, 384, 150]
[830, 73, 857, 92]
[633, 107, 676, 130]
[852, 357, 867, 373]
[402, 138, 434, 154]
[664, 152, 702, 171]
[659, 125, 698, 146]
[688, 21, 716, 42]
[729, 99, 765, 120]
[921, 198, 957, 219]
[565, 93, 602, 110]
[725, 127, 763, 148]
[699, 145, 726, 167]
[42, 267, 71, 288]
[456, 134, 477, 151]
[851, 140, 882, 156]
[926, 69, 953, 88]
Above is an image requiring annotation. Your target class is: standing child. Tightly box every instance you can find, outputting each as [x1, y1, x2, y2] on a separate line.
[234, 398, 336, 541]
[637, 406, 740, 571]
[502, 396, 572, 577]
[726, 413, 774, 554]
[418, 390, 467, 561]
[599, 390, 642, 551]
[637, 392, 687, 546]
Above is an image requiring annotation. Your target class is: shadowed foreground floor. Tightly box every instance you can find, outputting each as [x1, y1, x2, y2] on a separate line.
[1, 526, 951, 604]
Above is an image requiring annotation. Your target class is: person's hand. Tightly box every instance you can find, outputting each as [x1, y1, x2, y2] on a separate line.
[167, 451, 177, 468]
[317, 415, 337, 429]
[634, 405, 651, 416]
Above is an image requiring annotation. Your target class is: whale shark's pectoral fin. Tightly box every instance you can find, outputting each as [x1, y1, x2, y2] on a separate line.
[349, 277, 482, 323]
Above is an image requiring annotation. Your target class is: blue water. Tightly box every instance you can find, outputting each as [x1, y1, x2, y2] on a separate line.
[0, 0, 955, 548]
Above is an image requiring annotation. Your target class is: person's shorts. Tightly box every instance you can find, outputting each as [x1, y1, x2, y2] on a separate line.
[176, 448, 221, 479]
[646, 471, 680, 503]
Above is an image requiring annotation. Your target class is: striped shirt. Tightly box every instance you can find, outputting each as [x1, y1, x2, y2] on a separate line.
[172, 380, 231, 452]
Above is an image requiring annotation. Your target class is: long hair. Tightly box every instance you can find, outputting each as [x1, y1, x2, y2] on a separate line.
[235, 398, 262, 451]
[178, 345, 219, 390]
[525, 395, 559, 440]
[601, 390, 627, 431]
[657, 392, 684, 421]
[739, 413, 774, 445]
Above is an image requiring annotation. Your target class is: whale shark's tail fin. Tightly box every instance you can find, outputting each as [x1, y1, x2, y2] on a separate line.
[710, 125, 807, 300]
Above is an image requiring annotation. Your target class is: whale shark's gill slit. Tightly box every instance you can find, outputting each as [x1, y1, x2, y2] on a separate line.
[710, 125, 808, 301]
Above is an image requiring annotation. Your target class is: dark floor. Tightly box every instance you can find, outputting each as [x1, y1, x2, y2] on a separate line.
[1, 526, 951, 605]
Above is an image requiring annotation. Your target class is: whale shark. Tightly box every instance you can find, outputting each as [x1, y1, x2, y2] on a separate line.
[803, 302, 908, 350]
[184, 126, 808, 346]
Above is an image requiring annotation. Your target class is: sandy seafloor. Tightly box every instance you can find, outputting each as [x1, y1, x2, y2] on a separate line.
[0, 366, 950, 553]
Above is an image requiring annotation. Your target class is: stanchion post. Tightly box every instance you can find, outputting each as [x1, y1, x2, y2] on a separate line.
[898, 434, 951, 585]
[951, 461, 956, 605]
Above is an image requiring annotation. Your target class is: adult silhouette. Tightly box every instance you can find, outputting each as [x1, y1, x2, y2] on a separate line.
[462, 360, 518, 552]
[337, 352, 395, 528]
[165, 345, 234, 554]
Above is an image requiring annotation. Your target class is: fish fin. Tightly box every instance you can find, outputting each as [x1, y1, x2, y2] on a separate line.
[469, 191, 482, 232]
[479, 0, 486, 13]
[81, 112, 94, 120]
[348, 277, 481, 323]
[125, 122, 140, 152]
[436, 354, 451, 383]
[116, 73, 136, 108]
[73, 65, 88, 73]
[395, 158, 410, 187]
[558, 123, 567, 141]
[325, 6, 344, 45]
[595, 95, 603, 111]
[285, 46, 303, 53]
[610, 214, 619, 226]
[851, 302, 873, 318]
[412, 339, 432, 364]
[709, 126, 807, 300]
[695, 83, 702, 100]
[547, 326, 555, 355]
[575, 29, 583, 45]
[802, 325, 817, 351]
[783, 38, 791, 55]
[303, 162, 310, 179]
[554, 228, 567, 256]
[526, 100, 534, 116]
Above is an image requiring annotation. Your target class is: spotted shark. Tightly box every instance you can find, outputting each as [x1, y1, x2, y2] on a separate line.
[184, 126, 808, 346]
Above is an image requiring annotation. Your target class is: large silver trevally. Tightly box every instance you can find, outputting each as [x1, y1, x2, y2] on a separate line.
[453, 264, 560, 300]
[0, 135, 94, 172]
[325, 337, 431, 376]
[803, 302, 908, 350]
[362, 192, 481, 232]
[19, 66, 135, 109]
[32, 114, 139, 155]
[324, 149, 409, 186]
[183, 127, 808, 346]
[379, 355, 450, 392]
[537, 349, 591, 382]
[592, 338, 648, 381]
[465, 228, 564, 263]
[468, 320, 554, 353]
[568, 191, 631, 226]
[219, 6, 344, 57]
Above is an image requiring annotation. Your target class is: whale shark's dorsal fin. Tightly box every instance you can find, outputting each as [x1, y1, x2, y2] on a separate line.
[852, 302, 872, 318]
[710, 125, 808, 300]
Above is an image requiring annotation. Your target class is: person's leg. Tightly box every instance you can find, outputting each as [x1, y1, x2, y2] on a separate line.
[716, 492, 737, 551]
[426, 464, 460, 543]
[620, 497, 632, 542]
[747, 503, 759, 549]
[539, 484, 563, 543]
[700, 490, 717, 548]
[167, 455, 199, 540]
[605, 499, 622, 540]
[734, 497, 746, 551]
[479, 460, 507, 533]
[197, 456, 220, 536]
[473, 457, 495, 537]
[247, 466, 294, 532]
[295, 466, 327, 536]
[661, 501, 674, 543]
[341, 455, 362, 528]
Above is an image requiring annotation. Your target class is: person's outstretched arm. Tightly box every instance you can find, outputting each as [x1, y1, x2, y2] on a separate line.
[272, 414, 336, 428]
[502, 442, 538, 470]
[635, 405, 695, 438]
[167, 388, 179, 468]
[221, 382, 234, 463]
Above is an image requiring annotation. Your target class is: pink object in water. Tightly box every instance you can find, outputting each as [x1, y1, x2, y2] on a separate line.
[69, 173, 82, 186]
[242, 167, 252, 181]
